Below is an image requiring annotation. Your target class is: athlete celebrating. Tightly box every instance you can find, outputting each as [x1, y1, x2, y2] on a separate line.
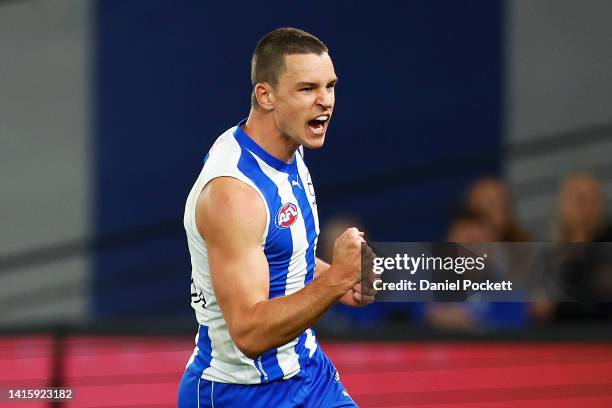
[178, 27, 374, 407]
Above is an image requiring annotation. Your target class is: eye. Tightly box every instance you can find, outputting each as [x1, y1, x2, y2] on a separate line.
[300, 87, 313, 93]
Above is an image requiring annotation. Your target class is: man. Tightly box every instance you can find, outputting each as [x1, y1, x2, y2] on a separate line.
[178, 27, 374, 407]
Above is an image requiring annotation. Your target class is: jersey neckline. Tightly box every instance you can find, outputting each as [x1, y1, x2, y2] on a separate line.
[233, 118, 299, 175]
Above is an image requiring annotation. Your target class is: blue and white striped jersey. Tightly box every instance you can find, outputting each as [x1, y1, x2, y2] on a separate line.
[183, 119, 321, 384]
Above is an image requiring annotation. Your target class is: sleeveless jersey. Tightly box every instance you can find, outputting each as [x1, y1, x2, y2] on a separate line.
[183, 119, 321, 384]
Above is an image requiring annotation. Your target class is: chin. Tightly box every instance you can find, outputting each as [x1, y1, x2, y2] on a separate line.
[301, 126, 328, 149]
[302, 135, 326, 149]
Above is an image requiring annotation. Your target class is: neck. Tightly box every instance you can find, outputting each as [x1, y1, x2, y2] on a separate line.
[242, 108, 299, 163]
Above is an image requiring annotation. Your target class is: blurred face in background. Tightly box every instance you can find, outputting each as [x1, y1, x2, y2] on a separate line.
[467, 179, 512, 235]
[270, 53, 336, 149]
[447, 219, 497, 243]
[319, 216, 363, 262]
[558, 174, 604, 237]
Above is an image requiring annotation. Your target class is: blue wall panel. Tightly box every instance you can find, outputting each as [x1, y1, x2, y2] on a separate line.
[94, 0, 503, 318]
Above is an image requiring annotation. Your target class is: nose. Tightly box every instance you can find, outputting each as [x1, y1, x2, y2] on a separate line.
[317, 88, 334, 109]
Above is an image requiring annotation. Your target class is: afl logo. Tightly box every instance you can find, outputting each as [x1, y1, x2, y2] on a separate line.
[276, 203, 299, 228]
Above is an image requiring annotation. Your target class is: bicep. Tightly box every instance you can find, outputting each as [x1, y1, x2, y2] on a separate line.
[208, 238, 269, 330]
[196, 177, 269, 335]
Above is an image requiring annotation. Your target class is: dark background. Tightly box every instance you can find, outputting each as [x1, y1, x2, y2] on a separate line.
[94, 0, 502, 319]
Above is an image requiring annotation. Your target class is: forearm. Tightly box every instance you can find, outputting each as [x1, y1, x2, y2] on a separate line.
[237, 271, 350, 358]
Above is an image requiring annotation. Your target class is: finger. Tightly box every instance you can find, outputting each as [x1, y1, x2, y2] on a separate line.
[362, 246, 374, 261]
[367, 265, 379, 279]
[360, 284, 378, 296]
[353, 291, 375, 305]
[361, 295, 375, 305]
[354, 281, 377, 297]
[367, 286, 377, 296]
[352, 291, 366, 305]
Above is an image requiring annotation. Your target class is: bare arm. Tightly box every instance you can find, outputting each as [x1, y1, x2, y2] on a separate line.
[196, 177, 363, 359]
[315, 257, 376, 307]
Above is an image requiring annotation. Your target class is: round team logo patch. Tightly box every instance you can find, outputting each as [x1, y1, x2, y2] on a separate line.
[276, 203, 299, 228]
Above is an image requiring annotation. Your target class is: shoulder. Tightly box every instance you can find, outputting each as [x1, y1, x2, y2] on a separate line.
[196, 177, 267, 244]
[203, 128, 242, 169]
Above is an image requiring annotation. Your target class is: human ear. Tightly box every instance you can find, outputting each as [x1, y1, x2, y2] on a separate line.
[254, 83, 274, 111]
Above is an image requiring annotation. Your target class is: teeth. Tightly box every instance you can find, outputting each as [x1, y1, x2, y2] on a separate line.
[315, 115, 329, 121]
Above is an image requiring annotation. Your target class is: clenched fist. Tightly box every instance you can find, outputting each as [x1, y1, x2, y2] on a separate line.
[330, 227, 366, 291]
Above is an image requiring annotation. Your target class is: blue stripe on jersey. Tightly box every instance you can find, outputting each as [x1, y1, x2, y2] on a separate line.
[292, 173, 317, 285]
[191, 324, 212, 375]
[234, 130, 291, 383]
[234, 144, 293, 299]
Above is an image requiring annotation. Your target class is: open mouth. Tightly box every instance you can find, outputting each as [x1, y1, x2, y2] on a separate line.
[307, 115, 330, 134]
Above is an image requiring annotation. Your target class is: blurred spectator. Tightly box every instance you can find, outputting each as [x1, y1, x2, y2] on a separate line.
[447, 207, 498, 243]
[417, 209, 528, 333]
[465, 178, 554, 323]
[555, 173, 612, 242]
[552, 173, 612, 321]
[466, 177, 531, 242]
[318, 215, 366, 264]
